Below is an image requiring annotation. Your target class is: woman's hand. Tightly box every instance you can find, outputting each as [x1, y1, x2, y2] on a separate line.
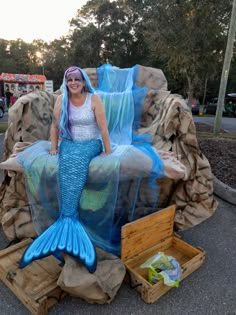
[100, 152, 111, 157]
[49, 149, 58, 155]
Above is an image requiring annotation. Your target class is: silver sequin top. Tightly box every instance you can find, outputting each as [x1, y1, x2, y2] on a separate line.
[69, 93, 100, 141]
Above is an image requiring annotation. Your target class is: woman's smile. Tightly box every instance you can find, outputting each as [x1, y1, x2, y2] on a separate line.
[67, 79, 84, 92]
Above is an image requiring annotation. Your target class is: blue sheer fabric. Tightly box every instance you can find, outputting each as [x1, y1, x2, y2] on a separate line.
[17, 65, 165, 256]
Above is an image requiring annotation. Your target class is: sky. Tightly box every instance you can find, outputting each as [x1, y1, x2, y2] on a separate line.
[0, 0, 88, 43]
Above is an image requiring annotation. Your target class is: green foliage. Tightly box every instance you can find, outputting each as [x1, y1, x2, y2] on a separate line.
[139, 0, 232, 100]
[68, 24, 102, 68]
[43, 38, 70, 90]
[0, 0, 235, 99]
[0, 38, 49, 76]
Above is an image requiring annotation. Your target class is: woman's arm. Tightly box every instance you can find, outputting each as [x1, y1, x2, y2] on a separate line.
[92, 94, 111, 155]
[49, 95, 62, 155]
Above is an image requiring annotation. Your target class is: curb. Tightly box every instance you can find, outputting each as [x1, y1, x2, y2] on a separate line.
[213, 176, 236, 206]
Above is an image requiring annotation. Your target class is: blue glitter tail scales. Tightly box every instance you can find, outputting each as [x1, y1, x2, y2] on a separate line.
[19, 215, 97, 272]
[19, 139, 102, 272]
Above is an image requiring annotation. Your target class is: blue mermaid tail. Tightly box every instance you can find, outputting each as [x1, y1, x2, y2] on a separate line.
[19, 139, 102, 272]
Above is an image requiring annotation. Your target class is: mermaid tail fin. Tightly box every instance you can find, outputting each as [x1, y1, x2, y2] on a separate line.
[19, 215, 97, 272]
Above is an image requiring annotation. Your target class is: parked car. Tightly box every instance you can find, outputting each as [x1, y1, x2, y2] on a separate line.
[0, 98, 5, 118]
[205, 98, 218, 115]
[225, 93, 236, 117]
[190, 98, 200, 115]
[205, 98, 226, 115]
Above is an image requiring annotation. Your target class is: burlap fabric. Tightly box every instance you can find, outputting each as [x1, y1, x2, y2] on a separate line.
[0, 66, 217, 303]
[0, 66, 217, 238]
[58, 248, 126, 304]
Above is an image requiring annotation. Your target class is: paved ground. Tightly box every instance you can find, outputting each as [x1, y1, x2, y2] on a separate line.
[0, 110, 8, 124]
[193, 116, 236, 133]
[0, 124, 236, 314]
[0, 198, 235, 315]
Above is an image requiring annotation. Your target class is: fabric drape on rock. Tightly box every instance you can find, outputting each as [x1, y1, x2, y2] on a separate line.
[138, 92, 218, 229]
[16, 65, 165, 256]
[0, 65, 217, 242]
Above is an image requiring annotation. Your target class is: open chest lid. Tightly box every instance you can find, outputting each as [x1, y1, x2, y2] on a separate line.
[121, 205, 175, 261]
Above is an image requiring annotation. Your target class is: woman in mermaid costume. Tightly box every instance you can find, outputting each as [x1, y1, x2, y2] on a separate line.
[19, 66, 111, 272]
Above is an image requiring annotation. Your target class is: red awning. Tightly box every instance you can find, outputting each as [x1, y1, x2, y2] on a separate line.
[0, 73, 47, 83]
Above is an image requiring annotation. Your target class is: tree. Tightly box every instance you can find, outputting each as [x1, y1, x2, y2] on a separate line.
[1, 0, 235, 99]
[133, 0, 232, 106]
[214, 0, 236, 135]
[0, 39, 31, 74]
[68, 23, 102, 68]
[44, 38, 70, 90]
[69, 0, 152, 67]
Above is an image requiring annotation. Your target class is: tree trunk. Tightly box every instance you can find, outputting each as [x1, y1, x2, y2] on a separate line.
[214, 0, 236, 135]
[202, 74, 208, 106]
[186, 74, 193, 109]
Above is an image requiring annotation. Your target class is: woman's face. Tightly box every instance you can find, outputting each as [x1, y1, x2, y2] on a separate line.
[66, 72, 85, 95]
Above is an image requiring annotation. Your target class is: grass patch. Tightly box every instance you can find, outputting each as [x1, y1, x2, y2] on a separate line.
[0, 122, 8, 133]
[197, 132, 236, 139]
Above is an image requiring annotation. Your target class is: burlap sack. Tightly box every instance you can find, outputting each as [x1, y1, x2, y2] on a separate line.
[57, 247, 126, 304]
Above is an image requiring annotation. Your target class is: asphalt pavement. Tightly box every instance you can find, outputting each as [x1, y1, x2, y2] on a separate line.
[0, 110, 8, 124]
[193, 115, 236, 133]
[0, 115, 236, 314]
[0, 197, 235, 315]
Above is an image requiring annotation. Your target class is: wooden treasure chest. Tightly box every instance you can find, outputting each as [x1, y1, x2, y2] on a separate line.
[0, 238, 66, 315]
[121, 204, 205, 303]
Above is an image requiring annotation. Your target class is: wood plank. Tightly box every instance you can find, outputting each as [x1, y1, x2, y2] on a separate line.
[32, 262, 62, 301]
[0, 272, 41, 314]
[0, 239, 32, 258]
[0, 249, 32, 294]
[125, 250, 205, 304]
[163, 247, 190, 265]
[123, 237, 195, 268]
[0, 239, 65, 315]
[0, 254, 17, 273]
[122, 225, 173, 261]
[172, 237, 202, 257]
[5, 253, 56, 299]
[124, 238, 204, 283]
[4, 244, 62, 300]
[121, 205, 206, 304]
[45, 287, 67, 309]
[37, 296, 48, 315]
[121, 205, 176, 260]
[9, 263, 56, 301]
[124, 237, 173, 268]
[37, 256, 62, 274]
[122, 205, 175, 238]
[16, 260, 60, 300]
[126, 246, 191, 283]
[181, 252, 206, 280]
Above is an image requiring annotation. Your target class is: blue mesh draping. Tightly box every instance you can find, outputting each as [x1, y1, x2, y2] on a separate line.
[97, 64, 148, 134]
[97, 64, 134, 92]
[97, 91, 134, 145]
[17, 65, 165, 256]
